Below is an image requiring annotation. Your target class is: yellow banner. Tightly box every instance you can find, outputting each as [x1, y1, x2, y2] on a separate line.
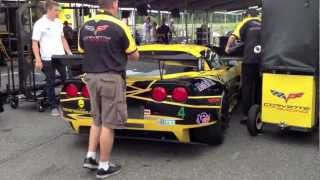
[59, 5, 74, 28]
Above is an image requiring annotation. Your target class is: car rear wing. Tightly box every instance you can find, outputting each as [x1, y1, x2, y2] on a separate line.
[139, 53, 201, 79]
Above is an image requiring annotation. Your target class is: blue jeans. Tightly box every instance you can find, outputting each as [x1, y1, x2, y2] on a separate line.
[42, 60, 66, 109]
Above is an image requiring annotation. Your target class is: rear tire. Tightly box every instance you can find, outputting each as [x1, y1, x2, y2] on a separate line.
[247, 105, 263, 136]
[192, 92, 228, 145]
[192, 120, 224, 145]
[10, 96, 19, 109]
[220, 92, 230, 129]
[37, 100, 45, 112]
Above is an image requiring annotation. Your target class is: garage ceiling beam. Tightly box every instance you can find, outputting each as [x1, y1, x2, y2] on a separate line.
[56, 0, 261, 11]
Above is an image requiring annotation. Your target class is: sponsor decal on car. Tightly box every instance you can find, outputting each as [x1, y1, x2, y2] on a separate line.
[195, 79, 216, 92]
[160, 119, 176, 126]
[78, 99, 85, 109]
[144, 109, 151, 116]
[62, 108, 89, 114]
[196, 112, 211, 124]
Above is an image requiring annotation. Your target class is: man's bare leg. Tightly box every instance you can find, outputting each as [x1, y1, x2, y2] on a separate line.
[96, 126, 121, 178]
[99, 127, 114, 162]
[83, 124, 101, 170]
[88, 124, 101, 152]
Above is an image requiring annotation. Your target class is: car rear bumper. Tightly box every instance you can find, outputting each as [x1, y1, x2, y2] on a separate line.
[63, 115, 216, 143]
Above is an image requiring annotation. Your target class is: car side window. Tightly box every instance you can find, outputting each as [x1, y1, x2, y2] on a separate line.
[202, 50, 223, 69]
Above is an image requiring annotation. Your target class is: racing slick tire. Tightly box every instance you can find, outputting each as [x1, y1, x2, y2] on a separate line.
[247, 105, 263, 136]
[10, 96, 19, 109]
[220, 92, 230, 129]
[192, 120, 225, 145]
[37, 100, 45, 112]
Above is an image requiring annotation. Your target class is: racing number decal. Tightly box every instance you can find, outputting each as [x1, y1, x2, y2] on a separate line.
[177, 107, 186, 118]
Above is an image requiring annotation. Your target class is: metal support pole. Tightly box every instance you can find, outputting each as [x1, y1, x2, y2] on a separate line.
[184, 0, 189, 43]
[316, 0, 320, 149]
[191, 12, 194, 42]
[158, 10, 161, 24]
[133, 9, 136, 38]
[205, 11, 209, 24]
[185, 10, 188, 43]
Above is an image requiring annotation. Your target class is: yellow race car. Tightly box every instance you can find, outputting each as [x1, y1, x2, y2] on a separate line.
[59, 44, 241, 145]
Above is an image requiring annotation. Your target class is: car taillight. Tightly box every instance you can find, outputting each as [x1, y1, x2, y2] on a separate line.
[152, 87, 167, 102]
[172, 87, 188, 102]
[82, 85, 90, 98]
[208, 97, 221, 104]
[65, 84, 78, 97]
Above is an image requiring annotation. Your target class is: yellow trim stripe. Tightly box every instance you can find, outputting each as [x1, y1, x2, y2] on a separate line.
[127, 95, 221, 109]
[78, 28, 84, 53]
[61, 93, 222, 105]
[61, 96, 221, 109]
[167, 95, 222, 99]
[232, 17, 261, 39]
[60, 97, 88, 102]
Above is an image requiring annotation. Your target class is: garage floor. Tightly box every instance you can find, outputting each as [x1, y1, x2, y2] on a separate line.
[0, 102, 319, 180]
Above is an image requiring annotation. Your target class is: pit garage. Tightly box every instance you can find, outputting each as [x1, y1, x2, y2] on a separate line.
[0, 0, 318, 179]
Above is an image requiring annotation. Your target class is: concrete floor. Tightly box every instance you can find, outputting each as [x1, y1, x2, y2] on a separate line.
[0, 102, 319, 180]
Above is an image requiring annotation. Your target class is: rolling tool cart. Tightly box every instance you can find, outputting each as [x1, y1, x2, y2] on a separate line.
[7, 0, 46, 111]
[247, 0, 319, 135]
[0, 38, 9, 112]
[4, 0, 62, 112]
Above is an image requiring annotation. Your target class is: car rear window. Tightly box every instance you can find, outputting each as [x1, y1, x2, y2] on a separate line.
[126, 51, 199, 77]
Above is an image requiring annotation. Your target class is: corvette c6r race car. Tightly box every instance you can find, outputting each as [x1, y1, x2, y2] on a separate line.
[59, 44, 241, 145]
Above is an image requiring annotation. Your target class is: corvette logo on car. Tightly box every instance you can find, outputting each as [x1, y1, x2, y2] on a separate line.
[270, 90, 304, 103]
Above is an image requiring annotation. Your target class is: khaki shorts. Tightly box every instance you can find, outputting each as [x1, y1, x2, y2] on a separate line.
[84, 72, 127, 129]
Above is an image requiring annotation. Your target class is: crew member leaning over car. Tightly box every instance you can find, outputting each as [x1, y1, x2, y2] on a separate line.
[225, 9, 262, 124]
[78, 0, 139, 178]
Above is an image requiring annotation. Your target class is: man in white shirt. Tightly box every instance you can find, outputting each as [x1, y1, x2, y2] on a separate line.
[32, 0, 72, 116]
[143, 16, 151, 43]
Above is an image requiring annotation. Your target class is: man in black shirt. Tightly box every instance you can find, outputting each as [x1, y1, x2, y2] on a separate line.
[78, 0, 139, 178]
[225, 9, 262, 124]
[63, 21, 73, 46]
[156, 18, 171, 44]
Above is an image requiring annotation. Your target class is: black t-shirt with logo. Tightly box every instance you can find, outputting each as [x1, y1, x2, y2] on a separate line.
[232, 17, 262, 64]
[78, 12, 137, 74]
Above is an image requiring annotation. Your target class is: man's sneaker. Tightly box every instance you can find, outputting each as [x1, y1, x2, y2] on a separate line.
[51, 108, 60, 116]
[96, 164, 121, 179]
[83, 157, 99, 170]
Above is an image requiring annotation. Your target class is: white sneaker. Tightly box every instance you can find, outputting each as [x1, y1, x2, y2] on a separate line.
[51, 108, 60, 116]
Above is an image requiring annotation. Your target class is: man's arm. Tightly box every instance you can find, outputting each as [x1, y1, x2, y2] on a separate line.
[62, 36, 72, 55]
[225, 35, 237, 54]
[225, 19, 246, 54]
[32, 21, 43, 70]
[128, 51, 139, 61]
[121, 22, 139, 61]
[32, 40, 43, 70]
